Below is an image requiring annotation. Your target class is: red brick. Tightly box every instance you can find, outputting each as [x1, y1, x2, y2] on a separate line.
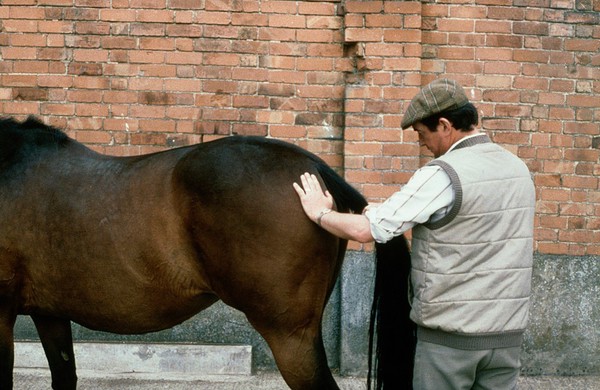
[128, 50, 165, 64]
[203, 52, 240, 66]
[384, 29, 421, 43]
[297, 29, 338, 43]
[196, 12, 231, 25]
[74, 130, 112, 144]
[487, 34, 523, 48]
[165, 52, 203, 65]
[167, 24, 203, 37]
[261, 1, 297, 14]
[438, 18, 475, 33]
[100, 9, 135, 22]
[234, 95, 269, 109]
[14, 61, 49, 74]
[345, 1, 384, 13]
[345, 28, 384, 43]
[513, 49, 550, 63]
[438, 46, 474, 60]
[269, 14, 306, 28]
[75, 104, 109, 117]
[299, 2, 336, 16]
[136, 10, 173, 23]
[567, 95, 600, 108]
[129, 23, 165, 36]
[564, 148, 599, 162]
[384, 1, 421, 14]
[365, 14, 402, 28]
[41, 103, 75, 116]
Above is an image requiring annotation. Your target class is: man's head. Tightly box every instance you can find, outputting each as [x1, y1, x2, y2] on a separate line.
[402, 79, 479, 157]
[401, 78, 472, 130]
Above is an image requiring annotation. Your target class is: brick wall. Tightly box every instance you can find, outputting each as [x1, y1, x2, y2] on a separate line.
[417, 0, 600, 257]
[0, 0, 598, 256]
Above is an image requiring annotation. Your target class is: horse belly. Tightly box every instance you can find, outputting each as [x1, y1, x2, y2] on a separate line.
[19, 241, 217, 334]
[26, 271, 218, 334]
[71, 289, 219, 334]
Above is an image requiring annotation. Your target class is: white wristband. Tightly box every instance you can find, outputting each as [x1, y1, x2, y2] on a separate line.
[316, 208, 332, 226]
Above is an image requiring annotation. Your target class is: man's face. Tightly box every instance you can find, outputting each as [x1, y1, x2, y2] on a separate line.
[412, 121, 446, 158]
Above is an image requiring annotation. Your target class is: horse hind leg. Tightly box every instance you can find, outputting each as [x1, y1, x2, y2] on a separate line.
[253, 319, 339, 390]
[241, 274, 340, 387]
[31, 315, 77, 390]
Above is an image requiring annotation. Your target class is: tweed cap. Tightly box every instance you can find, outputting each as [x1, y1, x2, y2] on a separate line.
[401, 79, 470, 129]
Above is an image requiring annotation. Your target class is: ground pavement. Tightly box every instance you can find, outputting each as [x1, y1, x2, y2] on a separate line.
[14, 369, 600, 390]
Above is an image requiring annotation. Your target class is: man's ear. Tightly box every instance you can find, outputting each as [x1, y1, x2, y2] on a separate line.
[438, 117, 453, 134]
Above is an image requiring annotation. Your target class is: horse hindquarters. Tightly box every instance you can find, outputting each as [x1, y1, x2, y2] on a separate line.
[194, 227, 343, 390]
[175, 193, 342, 389]
[172, 137, 359, 389]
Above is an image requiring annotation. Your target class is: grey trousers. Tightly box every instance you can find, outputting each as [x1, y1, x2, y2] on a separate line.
[413, 340, 522, 390]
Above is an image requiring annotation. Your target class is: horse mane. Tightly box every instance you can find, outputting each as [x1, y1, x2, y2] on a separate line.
[0, 116, 70, 146]
[0, 116, 72, 167]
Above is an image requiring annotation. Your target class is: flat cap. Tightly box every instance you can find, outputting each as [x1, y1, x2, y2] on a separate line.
[401, 78, 469, 129]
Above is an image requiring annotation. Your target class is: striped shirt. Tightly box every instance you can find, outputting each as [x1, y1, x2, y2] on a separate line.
[365, 134, 486, 243]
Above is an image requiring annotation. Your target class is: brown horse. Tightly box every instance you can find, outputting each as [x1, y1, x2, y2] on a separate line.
[0, 116, 414, 389]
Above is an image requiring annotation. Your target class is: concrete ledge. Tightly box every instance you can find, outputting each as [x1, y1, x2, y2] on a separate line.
[14, 342, 252, 376]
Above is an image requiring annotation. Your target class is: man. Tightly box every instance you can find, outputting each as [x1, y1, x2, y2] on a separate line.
[293, 78, 535, 389]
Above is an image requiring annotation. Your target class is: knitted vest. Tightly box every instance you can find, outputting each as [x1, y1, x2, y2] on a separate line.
[411, 135, 535, 349]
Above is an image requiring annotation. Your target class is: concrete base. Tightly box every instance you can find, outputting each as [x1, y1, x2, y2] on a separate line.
[14, 341, 252, 376]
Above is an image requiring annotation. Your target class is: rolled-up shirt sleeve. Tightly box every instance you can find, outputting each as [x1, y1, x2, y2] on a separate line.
[365, 165, 455, 243]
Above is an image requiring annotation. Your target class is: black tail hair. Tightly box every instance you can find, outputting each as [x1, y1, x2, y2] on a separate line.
[368, 236, 415, 389]
[316, 163, 368, 214]
[315, 161, 416, 389]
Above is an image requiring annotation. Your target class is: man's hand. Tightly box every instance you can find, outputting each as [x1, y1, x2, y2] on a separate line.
[293, 172, 334, 223]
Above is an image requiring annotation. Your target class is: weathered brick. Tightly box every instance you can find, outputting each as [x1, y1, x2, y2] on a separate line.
[130, 23, 165, 36]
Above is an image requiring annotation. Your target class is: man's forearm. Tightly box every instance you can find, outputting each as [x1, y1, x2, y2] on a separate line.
[317, 211, 374, 243]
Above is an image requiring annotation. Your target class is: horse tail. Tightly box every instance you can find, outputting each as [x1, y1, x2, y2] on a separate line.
[315, 163, 368, 213]
[369, 236, 415, 390]
[314, 162, 415, 389]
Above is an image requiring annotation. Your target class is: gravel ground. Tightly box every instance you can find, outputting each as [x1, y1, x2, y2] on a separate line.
[13, 369, 600, 390]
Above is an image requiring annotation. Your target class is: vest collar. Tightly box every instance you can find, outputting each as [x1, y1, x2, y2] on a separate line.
[450, 133, 491, 152]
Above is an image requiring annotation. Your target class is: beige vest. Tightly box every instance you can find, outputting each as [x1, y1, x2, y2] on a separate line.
[411, 136, 535, 340]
